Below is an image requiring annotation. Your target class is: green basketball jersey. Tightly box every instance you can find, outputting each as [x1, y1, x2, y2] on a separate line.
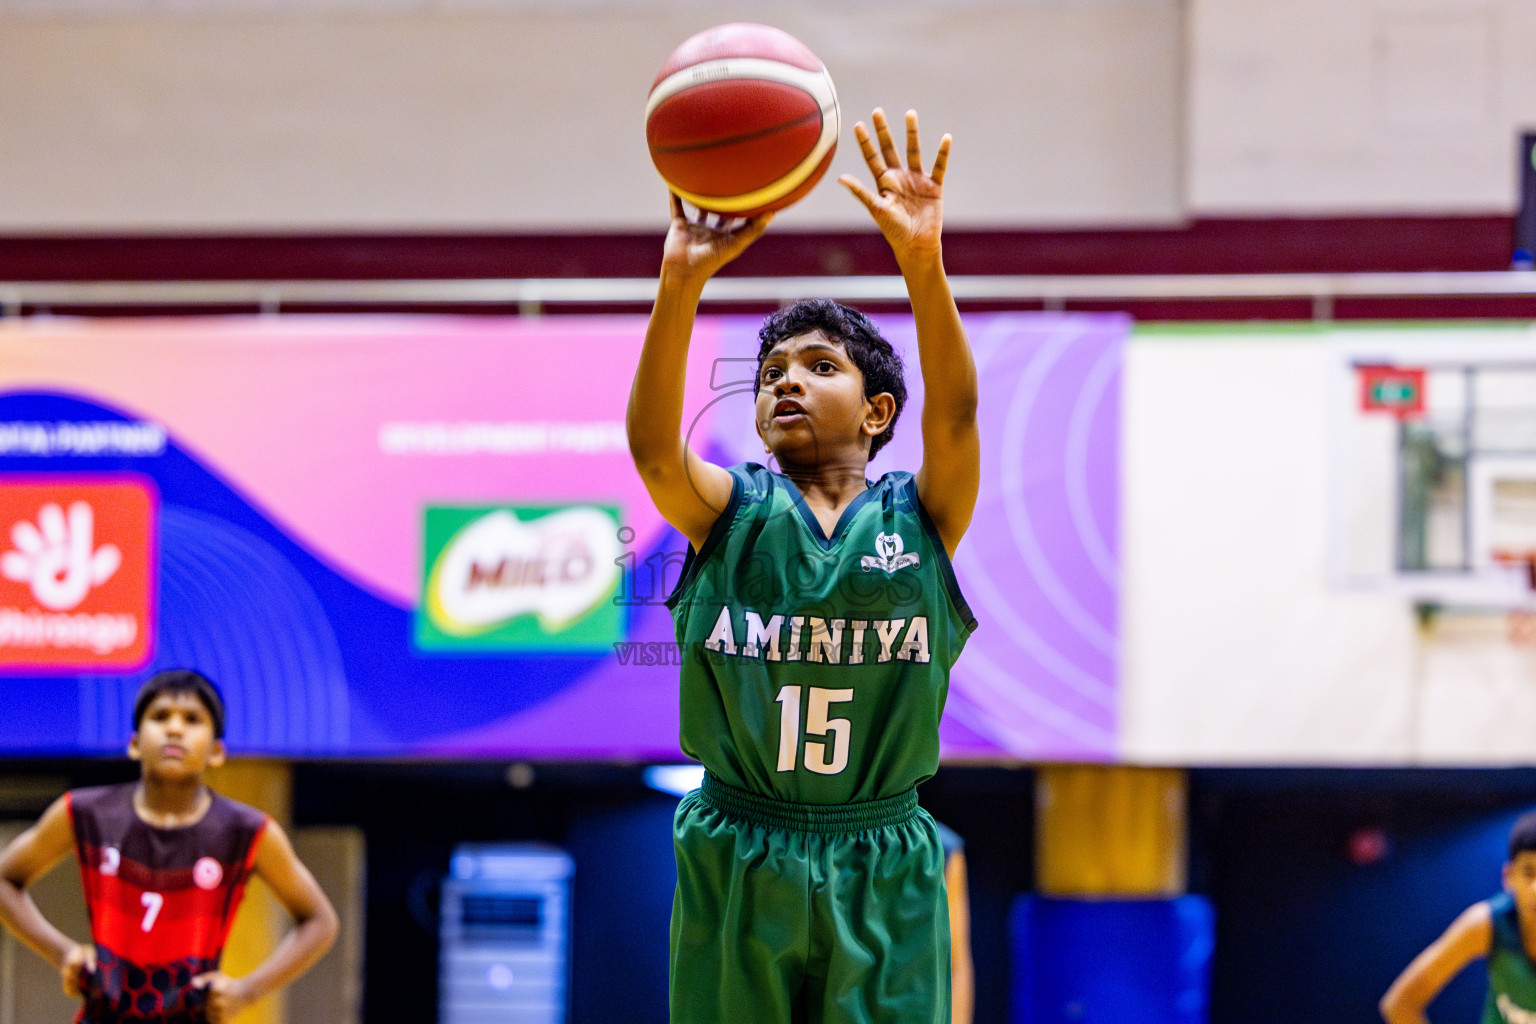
[1485, 893, 1536, 1024]
[666, 464, 977, 804]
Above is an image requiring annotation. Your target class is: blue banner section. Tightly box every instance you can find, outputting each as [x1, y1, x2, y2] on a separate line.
[0, 393, 614, 756]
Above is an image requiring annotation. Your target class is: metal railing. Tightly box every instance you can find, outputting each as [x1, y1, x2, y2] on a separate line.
[4, 270, 1536, 318]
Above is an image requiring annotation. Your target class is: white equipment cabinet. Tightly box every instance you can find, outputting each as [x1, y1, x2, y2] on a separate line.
[439, 843, 574, 1024]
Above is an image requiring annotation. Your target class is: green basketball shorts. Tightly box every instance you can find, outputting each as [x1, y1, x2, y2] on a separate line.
[670, 773, 951, 1024]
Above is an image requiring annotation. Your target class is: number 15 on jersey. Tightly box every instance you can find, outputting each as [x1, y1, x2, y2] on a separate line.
[775, 686, 853, 775]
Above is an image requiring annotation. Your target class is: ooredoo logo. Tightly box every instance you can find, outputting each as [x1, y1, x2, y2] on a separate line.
[0, 478, 156, 669]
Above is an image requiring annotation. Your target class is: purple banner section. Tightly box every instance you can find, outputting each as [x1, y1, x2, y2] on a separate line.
[716, 312, 1126, 761]
[417, 313, 1124, 761]
[942, 315, 1123, 760]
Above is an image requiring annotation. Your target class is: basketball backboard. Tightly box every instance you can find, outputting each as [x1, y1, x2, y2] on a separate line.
[1330, 325, 1536, 611]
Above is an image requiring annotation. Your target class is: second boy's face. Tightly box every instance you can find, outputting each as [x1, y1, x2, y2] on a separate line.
[129, 692, 225, 779]
[755, 332, 885, 461]
[1505, 851, 1536, 917]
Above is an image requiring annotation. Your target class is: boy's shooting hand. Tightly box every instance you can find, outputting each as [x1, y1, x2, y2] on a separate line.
[192, 970, 256, 1024]
[838, 108, 949, 272]
[60, 942, 94, 998]
[659, 193, 773, 289]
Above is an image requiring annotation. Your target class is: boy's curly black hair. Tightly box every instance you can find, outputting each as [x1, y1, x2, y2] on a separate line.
[754, 299, 908, 459]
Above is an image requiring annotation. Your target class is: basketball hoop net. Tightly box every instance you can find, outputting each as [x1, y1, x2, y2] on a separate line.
[1493, 550, 1536, 646]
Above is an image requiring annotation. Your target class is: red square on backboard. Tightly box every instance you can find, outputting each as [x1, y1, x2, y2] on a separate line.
[1358, 365, 1427, 419]
[0, 477, 157, 670]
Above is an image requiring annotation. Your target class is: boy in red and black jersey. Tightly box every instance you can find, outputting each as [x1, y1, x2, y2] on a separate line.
[0, 670, 338, 1023]
[67, 781, 268, 1022]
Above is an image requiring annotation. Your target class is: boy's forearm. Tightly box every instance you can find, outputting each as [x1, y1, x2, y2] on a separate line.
[235, 912, 337, 1002]
[901, 255, 978, 419]
[628, 272, 706, 466]
[1379, 996, 1430, 1024]
[0, 882, 77, 968]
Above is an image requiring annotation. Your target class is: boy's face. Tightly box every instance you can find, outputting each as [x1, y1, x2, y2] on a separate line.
[754, 331, 893, 461]
[1504, 850, 1536, 917]
[128, 691, 225, 780]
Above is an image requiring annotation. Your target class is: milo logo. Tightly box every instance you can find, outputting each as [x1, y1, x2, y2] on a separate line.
[417, 504, 623, 652]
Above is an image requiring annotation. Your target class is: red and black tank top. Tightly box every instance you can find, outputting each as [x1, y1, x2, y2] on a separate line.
[67, 782, 268, 1024]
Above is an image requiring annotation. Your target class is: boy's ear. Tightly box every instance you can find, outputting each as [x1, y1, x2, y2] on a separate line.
[127, 733, 141, 762]
[208, 740, 227, 770]
[862, 392, 897, 438]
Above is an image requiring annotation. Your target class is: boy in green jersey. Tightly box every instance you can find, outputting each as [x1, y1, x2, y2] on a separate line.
[1382, 811, 1536, 1024]
[627, 106, 979, 1024]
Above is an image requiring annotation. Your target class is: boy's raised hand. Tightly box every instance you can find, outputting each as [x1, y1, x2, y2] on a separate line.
[839, 108, 950, 270]
[660, 193, 773, 286]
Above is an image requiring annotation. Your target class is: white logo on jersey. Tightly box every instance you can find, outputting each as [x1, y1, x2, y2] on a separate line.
[193, 857, 223, 890]
[860, 532, 919, 575]
[100, 846, 120, 876]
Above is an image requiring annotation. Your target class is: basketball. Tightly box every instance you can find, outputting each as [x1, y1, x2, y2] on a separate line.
[645, 23, 839, 217]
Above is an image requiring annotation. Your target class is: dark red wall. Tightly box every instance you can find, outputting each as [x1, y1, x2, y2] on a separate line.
[1, 216, 1527, 319]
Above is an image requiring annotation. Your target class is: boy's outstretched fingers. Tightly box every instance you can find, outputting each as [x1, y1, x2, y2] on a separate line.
[849, 109, 950, 190]
[837, 173, 882, 217]
[931, 133, 952, 186]
[872, 107, 901, 175]
[902, 109, 951, 184]
[853, 120, 886, 180]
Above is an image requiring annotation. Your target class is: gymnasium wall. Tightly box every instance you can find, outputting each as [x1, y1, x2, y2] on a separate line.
[1187, 0, 1536, 215]
[4, 0, 1530, 232]
[0, 1, 1183, 231]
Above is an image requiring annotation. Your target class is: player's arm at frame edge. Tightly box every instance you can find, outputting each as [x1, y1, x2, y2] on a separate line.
[0, 796, 92, 991]
[1380, 901, 1492, 1024]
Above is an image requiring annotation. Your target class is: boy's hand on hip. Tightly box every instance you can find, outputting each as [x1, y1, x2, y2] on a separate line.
[193, 971, 256, 1023]
[60, 942, 95, 998]
[838, 108, 949, 271]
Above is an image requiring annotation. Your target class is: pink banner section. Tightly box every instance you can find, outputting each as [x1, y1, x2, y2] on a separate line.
[0, 316, 721, 607]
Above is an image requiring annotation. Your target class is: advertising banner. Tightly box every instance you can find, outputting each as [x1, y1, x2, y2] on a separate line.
[0, 312, 1122, 760]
